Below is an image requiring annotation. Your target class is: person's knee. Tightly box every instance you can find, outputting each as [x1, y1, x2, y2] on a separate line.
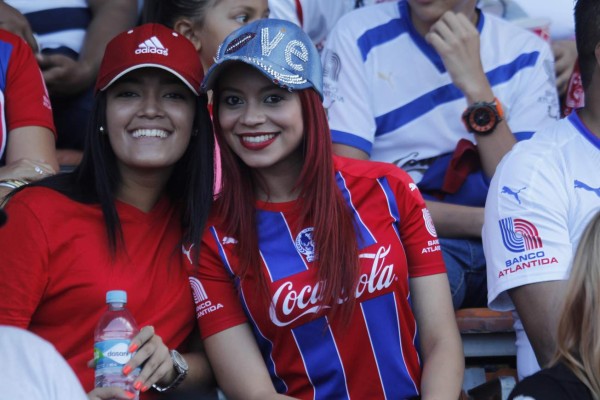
[440, 237, 487, 309]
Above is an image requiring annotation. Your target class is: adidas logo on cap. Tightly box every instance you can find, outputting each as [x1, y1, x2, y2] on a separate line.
[135, 36, 169, 56]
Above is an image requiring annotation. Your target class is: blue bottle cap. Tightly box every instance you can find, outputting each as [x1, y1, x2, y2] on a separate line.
[106, 290, 127, 304]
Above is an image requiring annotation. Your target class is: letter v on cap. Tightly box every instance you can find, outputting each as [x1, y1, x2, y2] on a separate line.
[261, 26, 285, 56]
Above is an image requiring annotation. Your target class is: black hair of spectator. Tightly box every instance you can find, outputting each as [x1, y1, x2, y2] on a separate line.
[142, 0, 217, 28]
[575, 0, 600, 89]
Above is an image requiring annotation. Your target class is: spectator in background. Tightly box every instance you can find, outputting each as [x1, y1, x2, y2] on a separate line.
[484, 0, 600, 379]
[478, 0, 574, 40]
[0, 29, 58, 203]
[268, 0, 396, 52]
[322, 0, 559, 310]
[0, 0, 138, 167]
[507, 212, 600, 400]
[479, 0, 579, 109]
[142, 0, 269, 73]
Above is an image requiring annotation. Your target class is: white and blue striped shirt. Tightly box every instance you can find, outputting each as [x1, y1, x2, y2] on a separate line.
[6, 0, 90, 57]
[323, 1, 559, 184]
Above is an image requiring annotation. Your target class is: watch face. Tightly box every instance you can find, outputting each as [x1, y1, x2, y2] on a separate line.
[467, 104, 498, 133]
[171, 350, 189, 371]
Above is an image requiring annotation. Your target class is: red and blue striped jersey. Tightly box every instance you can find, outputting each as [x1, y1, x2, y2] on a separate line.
[189, 156, 446, 399]
[0, 30, 54, 162]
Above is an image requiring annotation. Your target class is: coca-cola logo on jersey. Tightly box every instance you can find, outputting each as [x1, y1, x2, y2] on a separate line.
[269, 245, 397, 327]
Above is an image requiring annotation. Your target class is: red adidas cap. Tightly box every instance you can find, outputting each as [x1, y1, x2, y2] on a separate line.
[95, 23, 202, 95]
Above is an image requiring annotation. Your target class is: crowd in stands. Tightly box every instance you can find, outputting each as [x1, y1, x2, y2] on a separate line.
[0, 0, 598, 399]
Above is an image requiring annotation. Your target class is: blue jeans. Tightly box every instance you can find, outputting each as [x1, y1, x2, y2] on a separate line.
[439, 237, 487, 310]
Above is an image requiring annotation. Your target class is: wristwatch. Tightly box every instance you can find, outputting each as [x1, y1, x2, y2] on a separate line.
[461, 97, 504, 135]
[152, 350, 188, 392]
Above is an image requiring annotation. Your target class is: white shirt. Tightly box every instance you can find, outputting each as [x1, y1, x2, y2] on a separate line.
[5, 0, 89, 54]
[483, 112, 600, 377]
[269, 0, 396, 51]
[0, 326, 88, 400]
[323, 1, 559, 186]
[479, 0, 575, 40]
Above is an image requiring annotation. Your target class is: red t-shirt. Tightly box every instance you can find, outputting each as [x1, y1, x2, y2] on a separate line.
[0, 187, 196, 396]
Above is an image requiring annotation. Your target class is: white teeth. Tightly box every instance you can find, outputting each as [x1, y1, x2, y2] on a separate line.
[131, 129, 169, 138]
[242, 134, 275, 143]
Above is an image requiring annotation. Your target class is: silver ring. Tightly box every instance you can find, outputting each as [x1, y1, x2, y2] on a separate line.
[34, 166, 43, 175]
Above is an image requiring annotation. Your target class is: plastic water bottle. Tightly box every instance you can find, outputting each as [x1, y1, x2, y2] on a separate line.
[94, 290, 140, 399]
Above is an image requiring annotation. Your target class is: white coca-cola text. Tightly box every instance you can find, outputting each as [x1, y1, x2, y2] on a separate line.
[269, 245, 396, 326]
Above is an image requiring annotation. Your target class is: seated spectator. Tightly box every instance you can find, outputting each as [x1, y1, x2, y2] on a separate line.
[0, 23, 216, 398]
[507, 212, 600, 400]
[193, 18, 463, 399]
[0, 0, 138, 166]
[0, 29, 58, 203]
[483, 0, 600, 379]
[322, 0, 560, 310]
[0, 325, 88, 400]
[268, 0, 397, 52]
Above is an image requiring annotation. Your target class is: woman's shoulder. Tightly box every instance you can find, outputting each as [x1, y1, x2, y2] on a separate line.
[0, 29, 27, 48]
[7, 185, 81, 214]
[334, 155, 414, 184]
[9, 185, 62, 202]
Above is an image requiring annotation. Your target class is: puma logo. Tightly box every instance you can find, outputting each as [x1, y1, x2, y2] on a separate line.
[574, 180, 600, 197]
[182, 244, 194, 264]
[377, 71, 394, 87]
[501, 186, 526, 204]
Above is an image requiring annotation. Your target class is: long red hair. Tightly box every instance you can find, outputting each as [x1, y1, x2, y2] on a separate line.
[212, 88, 360, 322]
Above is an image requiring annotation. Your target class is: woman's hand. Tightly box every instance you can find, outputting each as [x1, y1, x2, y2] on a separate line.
[87, 326, 178, 395]
[0, 158, 56, 182]
[123, 325, 176, 393]
[87, 387, 135, 400]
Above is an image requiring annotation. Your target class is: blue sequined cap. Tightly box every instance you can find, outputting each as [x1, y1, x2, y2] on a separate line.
[202, 19, 323, 99]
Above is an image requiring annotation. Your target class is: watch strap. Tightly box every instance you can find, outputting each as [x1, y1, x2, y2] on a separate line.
[151, 350, 188, 392]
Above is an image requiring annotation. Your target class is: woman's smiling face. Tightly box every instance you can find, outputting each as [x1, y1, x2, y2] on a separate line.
[216, 63, 304, 173]
[105, 68, 196, 174]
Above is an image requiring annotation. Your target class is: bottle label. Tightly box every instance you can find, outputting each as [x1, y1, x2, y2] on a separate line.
[94, 339, 132, 369]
